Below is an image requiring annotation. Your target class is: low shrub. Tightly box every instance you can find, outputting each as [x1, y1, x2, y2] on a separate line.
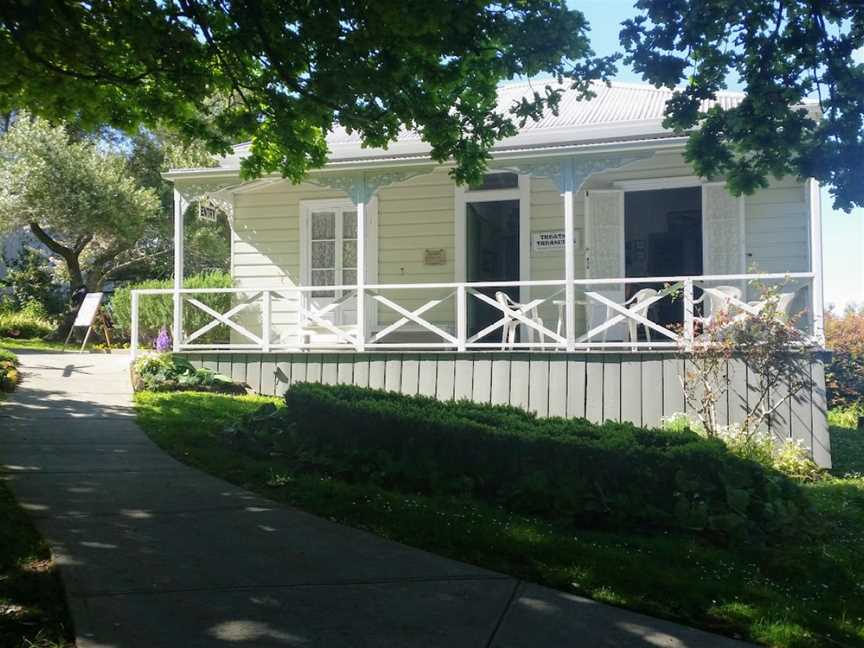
[0, 347, 18, 392]
[661, 413, 824, 482]
[232, 384, 810, 543]
[110, 271, 233, 345]
[132, 353, 243, 394]
[0, 301, 55, 339]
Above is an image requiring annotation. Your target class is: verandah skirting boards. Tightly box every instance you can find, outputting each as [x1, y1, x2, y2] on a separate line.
[179, 351, 831, 468]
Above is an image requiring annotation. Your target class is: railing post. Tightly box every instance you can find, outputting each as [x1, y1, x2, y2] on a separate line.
[172, 188, 185, 353]
[130, 291, 139, 360]
[456, 285, 467, 352]
[563, 187, 576, 352]
[683, 278, 695, 351]
[356, 200, 367, 352]
[262, 289, 271, 353]
[172, 289, 183, 353]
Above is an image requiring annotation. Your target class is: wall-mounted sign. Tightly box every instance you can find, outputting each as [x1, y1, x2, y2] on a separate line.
[532, 230, 565, 253]
[424, 248, 447, 266]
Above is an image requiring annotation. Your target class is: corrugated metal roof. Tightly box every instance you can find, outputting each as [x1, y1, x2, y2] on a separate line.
[211, 81, 748, 171]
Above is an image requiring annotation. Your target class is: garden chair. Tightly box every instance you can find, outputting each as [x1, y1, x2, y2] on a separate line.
[693, 285, 743, 329]
[620, 287, 661, 346]
[495, 291, 546, 350]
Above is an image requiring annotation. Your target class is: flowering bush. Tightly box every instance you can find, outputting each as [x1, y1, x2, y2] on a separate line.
[825, 305, 864, 408]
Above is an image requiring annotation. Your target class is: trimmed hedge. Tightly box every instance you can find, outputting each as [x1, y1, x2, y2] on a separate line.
[274, 383, 810, 543]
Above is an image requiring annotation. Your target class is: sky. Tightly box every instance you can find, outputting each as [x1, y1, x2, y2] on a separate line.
[571, 0, 863, 311]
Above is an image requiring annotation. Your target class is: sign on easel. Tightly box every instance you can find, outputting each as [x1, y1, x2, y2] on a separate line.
[64, 293, 112, 352]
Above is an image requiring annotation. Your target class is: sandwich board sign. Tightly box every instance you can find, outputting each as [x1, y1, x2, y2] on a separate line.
[64, 292, 111, 352]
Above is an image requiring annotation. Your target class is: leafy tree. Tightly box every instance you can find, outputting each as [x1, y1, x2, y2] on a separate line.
[124, 127, 231, 279]
[0, 116, 160, 295]
[0, 246, 65, 315]
[621, 0, 864, 211]
[0, 1, 612, 185]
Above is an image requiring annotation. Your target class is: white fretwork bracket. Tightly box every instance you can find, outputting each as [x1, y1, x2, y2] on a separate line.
[506, 152, 655, 193]
[310, 169, 431, 204]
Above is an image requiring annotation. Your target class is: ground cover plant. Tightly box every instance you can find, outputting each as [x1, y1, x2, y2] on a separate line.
[0, 347, 18, 395]
[134, 388, 864, 647]
[131, 353, 242, 394]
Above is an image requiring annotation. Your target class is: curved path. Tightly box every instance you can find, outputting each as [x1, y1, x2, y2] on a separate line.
[0, 350, 752, 647]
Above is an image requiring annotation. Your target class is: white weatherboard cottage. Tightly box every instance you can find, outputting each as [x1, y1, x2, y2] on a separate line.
[135, 81, 830, 465]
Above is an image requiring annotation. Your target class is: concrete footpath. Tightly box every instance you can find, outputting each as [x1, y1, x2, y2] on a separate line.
[0, 351, 752, 647]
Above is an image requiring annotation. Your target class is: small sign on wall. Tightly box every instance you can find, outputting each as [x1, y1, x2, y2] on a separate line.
[532, 230, 580, 253]
[424, 248, 447, 266]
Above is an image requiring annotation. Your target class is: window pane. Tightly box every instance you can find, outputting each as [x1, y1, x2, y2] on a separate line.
[311, 211, 335, 239]
[311, 241, 335, 269]
[342, 269, 357, 285]
[342, 240, 357, 268]
[343, 210, 357, 238]
[311, 269, 335, 287]
[468, 172, 519, 191]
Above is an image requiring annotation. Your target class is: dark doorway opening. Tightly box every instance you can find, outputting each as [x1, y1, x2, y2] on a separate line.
[625, 187, 702, 332]
[466, 200, 520, 341]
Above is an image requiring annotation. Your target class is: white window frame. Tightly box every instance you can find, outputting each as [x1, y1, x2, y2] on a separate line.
[300, 197, 378, 327]
[455, 172, 531, 303]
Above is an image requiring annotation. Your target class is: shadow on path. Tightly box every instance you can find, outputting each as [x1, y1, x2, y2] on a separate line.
[0, 351, 754, 647]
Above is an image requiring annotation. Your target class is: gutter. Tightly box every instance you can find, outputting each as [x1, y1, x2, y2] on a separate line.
[162, 134, 689, 183]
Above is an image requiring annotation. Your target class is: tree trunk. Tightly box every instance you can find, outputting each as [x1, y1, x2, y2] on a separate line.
[28, 222, 89, 338]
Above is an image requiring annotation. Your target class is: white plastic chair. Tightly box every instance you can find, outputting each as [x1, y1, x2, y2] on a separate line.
[495, 291, 546, 350]
[745, 291, 798, 322]
[619, 288, 660, 344]
[694, 285, 743, 328]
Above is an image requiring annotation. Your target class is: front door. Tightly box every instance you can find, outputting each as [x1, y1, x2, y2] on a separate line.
[624, 187, 703, 331]
[466, 200, 520, 340]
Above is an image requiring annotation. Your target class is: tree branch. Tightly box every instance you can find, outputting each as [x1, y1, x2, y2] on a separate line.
[28, 222, 73, 258]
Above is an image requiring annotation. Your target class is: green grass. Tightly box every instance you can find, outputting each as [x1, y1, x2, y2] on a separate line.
[829, 404, 864, 478]
[0, 338, 67, 352]
[0, 484, 73, 648]
[134, 391, 864, 648]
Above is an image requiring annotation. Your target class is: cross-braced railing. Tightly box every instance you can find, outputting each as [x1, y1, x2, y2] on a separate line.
[129, 272, 820, 358]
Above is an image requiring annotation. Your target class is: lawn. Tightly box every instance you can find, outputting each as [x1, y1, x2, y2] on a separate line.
[0, 338, 68, 352]
[134, 390, 864, 648]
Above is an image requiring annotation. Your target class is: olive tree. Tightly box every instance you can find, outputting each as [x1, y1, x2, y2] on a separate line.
[0, 116, 160, 294]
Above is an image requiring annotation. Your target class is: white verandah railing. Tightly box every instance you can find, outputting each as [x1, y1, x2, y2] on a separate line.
[129, 272, 819, 358]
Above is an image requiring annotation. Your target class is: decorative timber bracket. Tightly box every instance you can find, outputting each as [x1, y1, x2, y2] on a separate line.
[174, 179, 242, 222]
[310, 169, 430, 205]
[506, 152, 655, 192]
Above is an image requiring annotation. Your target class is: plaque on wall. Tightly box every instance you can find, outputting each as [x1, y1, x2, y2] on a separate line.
[424, 248, 447, 265]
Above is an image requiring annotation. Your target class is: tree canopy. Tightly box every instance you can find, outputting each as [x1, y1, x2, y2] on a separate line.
[0, 0, 611, 185]
[0, 116, 160, 292]
[622, 0, 864, 211]
[1, 1, 861, 209]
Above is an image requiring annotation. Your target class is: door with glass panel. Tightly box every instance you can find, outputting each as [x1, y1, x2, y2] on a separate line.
[306, 205, 358, 326]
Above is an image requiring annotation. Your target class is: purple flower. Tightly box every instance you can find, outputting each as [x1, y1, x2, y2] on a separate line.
[154, 327, 172, 352]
